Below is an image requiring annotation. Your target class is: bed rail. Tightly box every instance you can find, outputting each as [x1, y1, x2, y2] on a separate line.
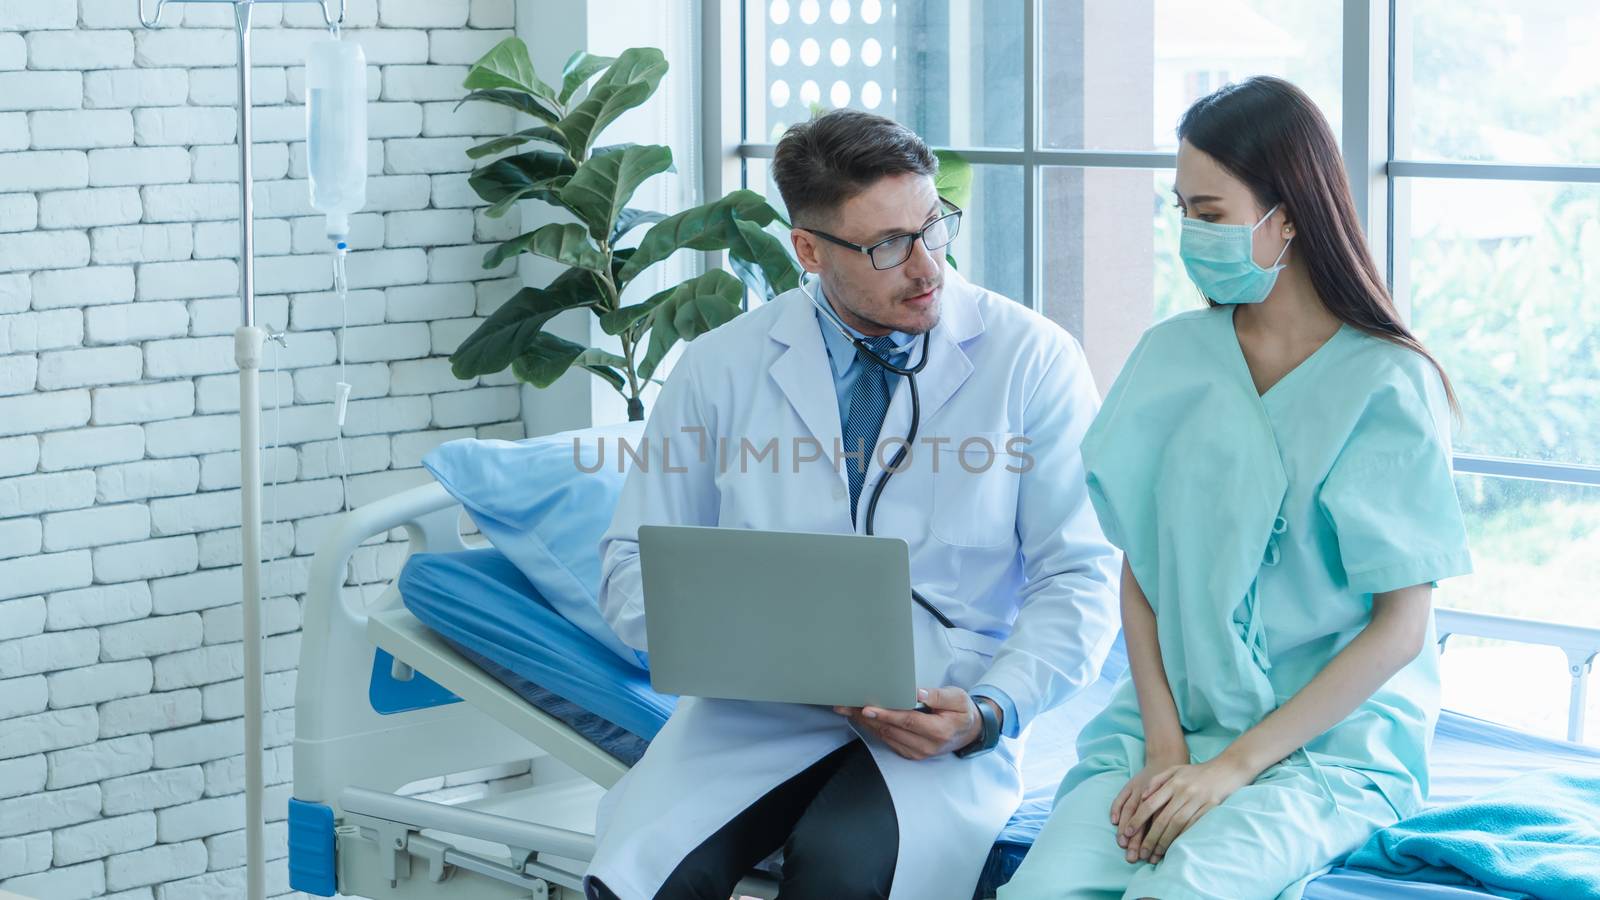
[296, 481, 531, 804]
[1435, 606, 1600, 743]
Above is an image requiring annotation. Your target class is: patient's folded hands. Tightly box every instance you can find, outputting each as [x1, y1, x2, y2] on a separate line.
[1118, 755, 1254, 864]
[1112, 759, 1174, 862]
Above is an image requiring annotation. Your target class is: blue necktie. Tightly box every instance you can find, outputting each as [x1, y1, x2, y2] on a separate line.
[842, 335, 904, 524]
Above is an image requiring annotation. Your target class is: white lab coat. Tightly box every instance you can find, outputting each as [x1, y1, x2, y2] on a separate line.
[587, 271, 1121, 900]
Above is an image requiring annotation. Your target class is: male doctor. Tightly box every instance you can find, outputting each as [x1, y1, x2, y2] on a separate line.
[586, 110, 1120, 900]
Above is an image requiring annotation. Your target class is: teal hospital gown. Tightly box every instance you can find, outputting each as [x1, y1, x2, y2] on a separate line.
[1001, 307, 1472, 900]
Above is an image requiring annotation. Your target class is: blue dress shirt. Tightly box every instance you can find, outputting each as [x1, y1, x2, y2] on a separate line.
[812, 297, 1019, 738]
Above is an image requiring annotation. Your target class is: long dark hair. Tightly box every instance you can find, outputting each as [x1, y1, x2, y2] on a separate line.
[1178, 76, 1458, 413]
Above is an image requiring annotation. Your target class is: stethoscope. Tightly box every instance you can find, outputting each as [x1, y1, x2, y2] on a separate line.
[800, 275, 956, 630]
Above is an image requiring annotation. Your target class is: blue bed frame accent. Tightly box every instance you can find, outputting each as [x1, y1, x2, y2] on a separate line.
[368, 647, 460, 715]
[288, 797, 338, 896]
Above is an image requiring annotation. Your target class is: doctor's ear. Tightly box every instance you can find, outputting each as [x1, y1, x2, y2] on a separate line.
[791, 228, 825, 274]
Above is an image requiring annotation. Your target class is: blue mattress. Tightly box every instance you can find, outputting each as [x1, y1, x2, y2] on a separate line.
[399, 547, 1600, 899]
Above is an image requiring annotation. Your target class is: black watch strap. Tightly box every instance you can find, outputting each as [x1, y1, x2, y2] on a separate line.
[955, 695, 1001, 759]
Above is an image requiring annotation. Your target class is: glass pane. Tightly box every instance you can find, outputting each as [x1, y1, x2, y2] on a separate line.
[745, 0, 1024, 147]
[1439, 639, 1589, 744]
[1040, 168, 1202, 391]
[743, 157, 1024, 308]
[1402, 178, 1600, 466]
[743, 155, 771, 208]
[1403, 0, 1600, 163]
[1151, 171, 1205, 323]
[740, 155, 776, 310]
[949, 164, 1024, 303]
[1442, 474, 1600, 629]
[1041, 1, 1343, 151]
[1438, 473, 1600, 745]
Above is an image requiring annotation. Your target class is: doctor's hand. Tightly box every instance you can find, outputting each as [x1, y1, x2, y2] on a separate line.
[833, 687, 983, 760]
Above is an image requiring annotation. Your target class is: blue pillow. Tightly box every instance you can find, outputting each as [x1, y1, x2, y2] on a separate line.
[422, 421, 647, 668]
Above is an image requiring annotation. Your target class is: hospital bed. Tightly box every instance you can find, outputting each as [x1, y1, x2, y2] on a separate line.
[291, 430, 1600, 900]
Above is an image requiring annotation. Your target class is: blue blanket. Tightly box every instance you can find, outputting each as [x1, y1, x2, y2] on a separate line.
[1344, 769, 1600, 899]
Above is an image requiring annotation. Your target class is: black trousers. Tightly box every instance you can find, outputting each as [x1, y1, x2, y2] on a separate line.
[588, 740, 899, 900]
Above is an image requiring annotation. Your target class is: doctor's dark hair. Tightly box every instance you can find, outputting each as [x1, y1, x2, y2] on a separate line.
[1178, 76, 1459, 414]
[772, 109, 938, 227]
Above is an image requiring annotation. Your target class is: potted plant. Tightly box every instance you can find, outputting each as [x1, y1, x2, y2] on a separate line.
[451, 39, 976, 421]
[449, 39, 802, 421]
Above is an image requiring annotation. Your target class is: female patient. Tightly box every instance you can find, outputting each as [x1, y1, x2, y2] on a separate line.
[1001, 77, 1472, 900]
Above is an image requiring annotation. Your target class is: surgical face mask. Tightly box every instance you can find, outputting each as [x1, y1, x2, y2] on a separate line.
[1178, 203, 1293, 305]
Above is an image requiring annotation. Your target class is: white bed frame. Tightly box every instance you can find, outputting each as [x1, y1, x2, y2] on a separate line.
[294, 480, 778, 899]
[295, 481, 1600, 899]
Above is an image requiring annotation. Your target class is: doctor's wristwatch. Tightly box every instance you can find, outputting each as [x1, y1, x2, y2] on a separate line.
[955, 695, 1003, 759]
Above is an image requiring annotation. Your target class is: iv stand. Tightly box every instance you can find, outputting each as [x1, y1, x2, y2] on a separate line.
[136, 3, 346, 899]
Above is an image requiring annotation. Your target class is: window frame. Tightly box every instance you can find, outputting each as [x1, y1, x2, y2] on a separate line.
[709, 0, 1600, 490]
[1386, 0, 1600, 488]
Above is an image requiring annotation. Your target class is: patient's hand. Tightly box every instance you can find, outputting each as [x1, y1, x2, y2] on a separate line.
[1121, 755, 1252, 864]
[833, 687, 982, 760]
[1112, 757, 1181, 862]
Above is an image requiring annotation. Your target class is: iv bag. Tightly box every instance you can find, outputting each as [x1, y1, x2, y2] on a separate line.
[306, 38, 367, 242]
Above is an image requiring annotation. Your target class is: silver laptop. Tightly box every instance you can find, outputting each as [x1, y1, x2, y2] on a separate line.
[639, 525, 918, 710]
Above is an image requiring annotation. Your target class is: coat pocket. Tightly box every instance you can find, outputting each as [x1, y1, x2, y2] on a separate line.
[929, 432, 1023, 548]
[939, 626, 1006, 689]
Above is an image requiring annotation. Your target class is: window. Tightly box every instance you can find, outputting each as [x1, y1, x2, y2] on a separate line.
[747, 0, 1023, 147]
[739, 0, 1342, 386]
[1393, 0, 1600, 740]
[1399, 0, 1600, 165]
[724, 0, 1600, 743]
[1041, 2, 1342, 152]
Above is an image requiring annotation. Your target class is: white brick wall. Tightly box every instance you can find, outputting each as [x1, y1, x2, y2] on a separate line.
[40, 427, 146, 472]
[0, 750, 48, 796]
[0, 708, 101, 764]
[0, 830, 53, 880]
[47, 582, 154, 631]
[0, 1, 528, 894]
[52, 812, 156, 868]
[46, 735, 156, 790]
[0, 677, 49, 721]
[100, 766, 204, 816]
[0, 595, 45, 636]
[48, 661, 154, 711]
[33, 265, 138, 309]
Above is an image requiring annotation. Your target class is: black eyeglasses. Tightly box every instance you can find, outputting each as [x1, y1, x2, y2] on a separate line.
[802, 198, 964, 271]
